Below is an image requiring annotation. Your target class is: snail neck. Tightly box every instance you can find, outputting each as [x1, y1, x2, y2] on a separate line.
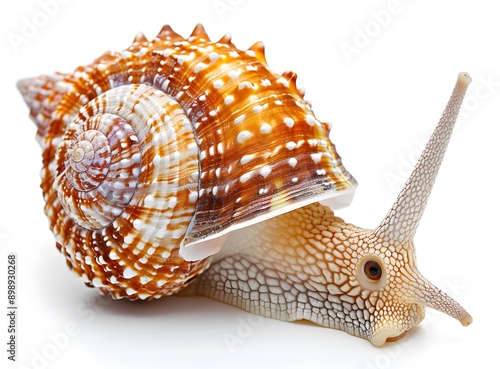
[191, 202, 366, 334]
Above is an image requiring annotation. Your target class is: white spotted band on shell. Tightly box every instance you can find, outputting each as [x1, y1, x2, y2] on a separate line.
[17, 24, 356, 300]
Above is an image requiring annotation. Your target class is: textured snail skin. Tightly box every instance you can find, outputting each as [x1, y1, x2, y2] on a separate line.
[193, 73, 473, 346]
[18, 24, 472, 346]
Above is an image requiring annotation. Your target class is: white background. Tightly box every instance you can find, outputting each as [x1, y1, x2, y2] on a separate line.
[1, 0, 499, 368]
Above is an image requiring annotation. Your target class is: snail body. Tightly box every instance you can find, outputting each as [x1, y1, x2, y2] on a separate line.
[18, 24, 472, 346]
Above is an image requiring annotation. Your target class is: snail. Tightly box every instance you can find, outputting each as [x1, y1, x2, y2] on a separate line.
[17, 24, 472, 347]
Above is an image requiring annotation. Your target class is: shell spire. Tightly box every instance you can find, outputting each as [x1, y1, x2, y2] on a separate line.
[17, 73, 70, 145]
[375, 73, 472, 242]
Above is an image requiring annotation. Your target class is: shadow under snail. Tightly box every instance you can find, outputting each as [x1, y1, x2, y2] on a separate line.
[17, 24, 472, 346]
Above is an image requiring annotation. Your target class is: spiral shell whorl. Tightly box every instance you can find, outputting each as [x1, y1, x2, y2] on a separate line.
[50, 84, 208, 299]
[57, 113, 135, 229]
[20, 24, 356, 299]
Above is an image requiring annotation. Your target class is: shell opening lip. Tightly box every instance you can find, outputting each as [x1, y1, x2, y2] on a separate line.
[180, 188, 356, 261]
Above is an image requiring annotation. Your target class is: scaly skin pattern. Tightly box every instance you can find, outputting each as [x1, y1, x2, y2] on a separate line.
[192, 73, 474, 346]
[194, 203, 419, 346]
[194, 202, 467, 346]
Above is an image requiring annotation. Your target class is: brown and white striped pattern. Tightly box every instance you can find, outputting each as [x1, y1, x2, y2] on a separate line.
[18, 24, 356, 300]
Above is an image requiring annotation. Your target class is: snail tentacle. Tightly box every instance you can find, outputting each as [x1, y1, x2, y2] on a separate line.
[192, 74, 474, 346]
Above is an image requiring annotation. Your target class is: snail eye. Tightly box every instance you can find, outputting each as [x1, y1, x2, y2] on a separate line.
[364, 260, 382, 281]
[357, 256, 386, 290]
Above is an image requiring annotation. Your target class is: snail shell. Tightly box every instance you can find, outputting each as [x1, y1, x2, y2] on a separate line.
[18, 24, 356, 300]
